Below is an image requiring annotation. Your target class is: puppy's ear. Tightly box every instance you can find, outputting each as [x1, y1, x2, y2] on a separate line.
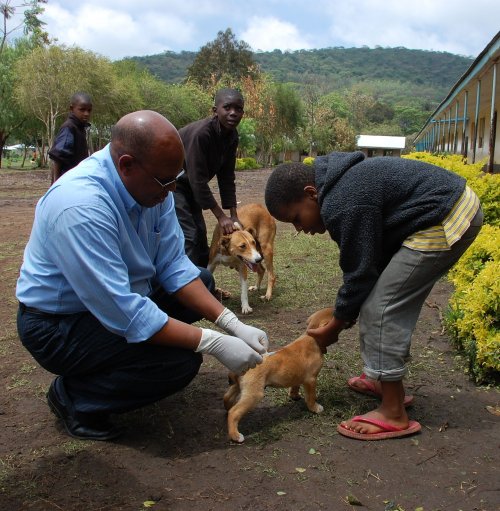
[306, 307, 334, 329]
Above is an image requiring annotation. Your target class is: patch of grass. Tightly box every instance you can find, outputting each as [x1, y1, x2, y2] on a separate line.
[19, 362, 37, 375]
[7, 375, 30, 390]
[212, 229, 340, 314]
[61, 440, 91, 456]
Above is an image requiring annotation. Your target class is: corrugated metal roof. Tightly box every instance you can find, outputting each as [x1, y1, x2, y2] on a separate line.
[356, 135, 406, 149]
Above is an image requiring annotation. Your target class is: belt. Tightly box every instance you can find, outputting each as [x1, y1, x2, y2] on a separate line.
[18, 302, 73, 318]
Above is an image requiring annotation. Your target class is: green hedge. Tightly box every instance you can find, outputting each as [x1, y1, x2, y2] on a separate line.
[405, 153, 499, 383]
[236, 157, 259, 171]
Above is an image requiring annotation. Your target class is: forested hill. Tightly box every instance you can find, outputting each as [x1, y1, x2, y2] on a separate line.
[131, 46, 473, 102]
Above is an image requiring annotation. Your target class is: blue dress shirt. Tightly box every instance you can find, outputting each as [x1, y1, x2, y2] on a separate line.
[16, 144, 200, 343]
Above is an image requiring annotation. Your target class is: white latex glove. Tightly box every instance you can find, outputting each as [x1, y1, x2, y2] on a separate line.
[215, 308, 269, 353]
[196, 328, 263, 374]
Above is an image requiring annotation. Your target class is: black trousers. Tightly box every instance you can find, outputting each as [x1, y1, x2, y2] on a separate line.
[17, 268, 215, 419]
[174, 185, 210, 268]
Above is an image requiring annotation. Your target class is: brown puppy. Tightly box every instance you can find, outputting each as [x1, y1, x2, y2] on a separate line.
[208, 203, 276, 314]
[223, 307, 334, 443]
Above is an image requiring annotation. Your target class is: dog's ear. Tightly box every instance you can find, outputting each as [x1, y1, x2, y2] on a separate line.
[246, 226, 262, 253]
[220, 235, 232, 252]
[246, 226, 257, 238]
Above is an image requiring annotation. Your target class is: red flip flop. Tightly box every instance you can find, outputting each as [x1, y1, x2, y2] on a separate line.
[337, 416, 421, 441]
[348, 373, 414, 406]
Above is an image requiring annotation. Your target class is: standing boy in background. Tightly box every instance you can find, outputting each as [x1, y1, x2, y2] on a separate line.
[174, 88, 244, 269]
[49, 92, 92, 184]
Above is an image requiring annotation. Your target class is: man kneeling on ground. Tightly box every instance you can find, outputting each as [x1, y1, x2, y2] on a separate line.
[16, 110, 268, 441]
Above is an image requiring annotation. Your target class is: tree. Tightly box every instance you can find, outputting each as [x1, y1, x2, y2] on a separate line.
[0, 0, 48, 167]
[116, 60, 212, 129]
[344, 89, 376, 132]
[313, 105, 356, 154]
[301, 77, 324, 155]
[241, 76, 303, 165]
[1, 0, 48, 54]
[394, 105, 431, 136]
[14, 45, 126, 163]
[236, 118, 257, 157]
[186, 28, 260, 90]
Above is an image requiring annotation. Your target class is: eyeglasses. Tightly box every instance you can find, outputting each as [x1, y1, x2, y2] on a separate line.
[151, 169, 185, 190]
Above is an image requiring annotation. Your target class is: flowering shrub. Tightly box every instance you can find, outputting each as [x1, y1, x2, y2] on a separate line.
[404, 153, 499, 226]
[302, 157, 315, 166]
[404, 153, 499, 383]
[446, 226, 500, 382]
[235, 157, 259, 171]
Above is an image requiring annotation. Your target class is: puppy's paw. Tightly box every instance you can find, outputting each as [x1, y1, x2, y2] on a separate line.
[260, 293, 272, 302]
[311, 403, 324, 414]
[248, 285, 257, 292]
[241, 305, 253, 314]
[230, 433, 245, 443]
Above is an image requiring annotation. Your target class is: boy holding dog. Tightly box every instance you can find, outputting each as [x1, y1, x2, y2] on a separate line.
[264, 152, 482, 441]
[174, 88, 244, 269]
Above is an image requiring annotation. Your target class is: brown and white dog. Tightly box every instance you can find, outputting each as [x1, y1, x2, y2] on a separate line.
[208, 203, 276, 314]
[223, 307, 334, 443]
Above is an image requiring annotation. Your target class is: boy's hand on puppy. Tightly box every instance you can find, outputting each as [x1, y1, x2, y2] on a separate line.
[215, 308, 269, 352]
[307, 316, 351, 352]
[308, 325, 340, 353]
[196, 328, 263, 374]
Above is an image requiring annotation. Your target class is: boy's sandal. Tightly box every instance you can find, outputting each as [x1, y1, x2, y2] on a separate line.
[337, 416, 422, 440]
[348, 373, 414, 406]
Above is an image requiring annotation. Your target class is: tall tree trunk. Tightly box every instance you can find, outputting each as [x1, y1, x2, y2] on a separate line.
[0, 131, 7, 169]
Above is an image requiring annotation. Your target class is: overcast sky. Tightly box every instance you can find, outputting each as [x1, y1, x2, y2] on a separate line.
[10, 0, 500, 60]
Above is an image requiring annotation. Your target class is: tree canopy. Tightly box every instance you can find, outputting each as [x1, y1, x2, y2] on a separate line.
[186, 28, 260, 90]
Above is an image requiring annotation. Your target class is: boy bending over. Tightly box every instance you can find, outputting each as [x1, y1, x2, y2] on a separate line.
[264, 152, 482, 440]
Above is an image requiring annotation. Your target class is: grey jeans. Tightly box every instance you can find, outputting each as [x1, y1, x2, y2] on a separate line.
[359, 207, 483, 381]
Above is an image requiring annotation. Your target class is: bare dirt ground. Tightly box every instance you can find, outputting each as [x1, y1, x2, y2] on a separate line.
[0, 168, 498, 511]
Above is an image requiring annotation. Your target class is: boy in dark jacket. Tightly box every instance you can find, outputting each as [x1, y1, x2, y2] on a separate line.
[49, 92, 92, 183]
[264, 152, 483, 440]
[174, 88, 244, 268]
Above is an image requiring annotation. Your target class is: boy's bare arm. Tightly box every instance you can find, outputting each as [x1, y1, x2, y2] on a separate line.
[50, 159, 62, 184]
[211, 203, 237, 234]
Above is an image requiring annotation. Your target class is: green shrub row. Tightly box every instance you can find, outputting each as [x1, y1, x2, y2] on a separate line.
[235, 157, 259, 171]
[405, 152, 499, 383]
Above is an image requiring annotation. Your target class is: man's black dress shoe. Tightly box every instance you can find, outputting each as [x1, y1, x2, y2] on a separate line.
[47, 380, 123, 441]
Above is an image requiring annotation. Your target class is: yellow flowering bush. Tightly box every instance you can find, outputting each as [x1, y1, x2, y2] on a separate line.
[235, 157, 259, 170]
[404, 152, 500, 226]
[302, 156, 315, 166]
[447, 227, 500, 381]
[404, 153, 499, 382]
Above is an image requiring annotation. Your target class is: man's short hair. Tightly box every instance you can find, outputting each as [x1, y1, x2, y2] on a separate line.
[110, 121, 153, 162]
[70, 92, 92, 105]
[214, 88, 244, 106]
[264, 162, 316, 217]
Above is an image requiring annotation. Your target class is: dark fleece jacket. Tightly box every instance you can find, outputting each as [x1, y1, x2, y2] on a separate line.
[48, 113, 90, 174]
[314, 151, 466, 321]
